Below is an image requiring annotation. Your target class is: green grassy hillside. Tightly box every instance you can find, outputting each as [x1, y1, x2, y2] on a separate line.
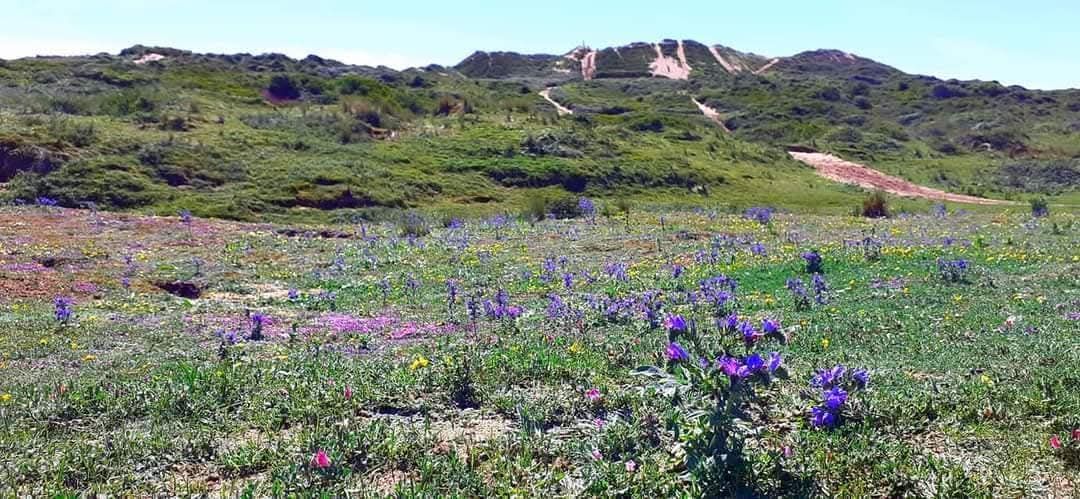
[1, 41, 1077, 222]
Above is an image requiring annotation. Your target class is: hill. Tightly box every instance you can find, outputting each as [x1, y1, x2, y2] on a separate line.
[1, 39, 1078, 222]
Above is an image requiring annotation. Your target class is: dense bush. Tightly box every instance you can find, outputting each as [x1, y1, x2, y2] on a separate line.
[860, 191, 889, 218]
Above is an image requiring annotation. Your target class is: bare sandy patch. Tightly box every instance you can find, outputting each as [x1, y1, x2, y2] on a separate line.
[789, 152, 1011, 205]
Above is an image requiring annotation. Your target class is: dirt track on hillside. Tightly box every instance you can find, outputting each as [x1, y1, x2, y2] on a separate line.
[539, 88, 573, 115]
[789, 152, 1011, 205]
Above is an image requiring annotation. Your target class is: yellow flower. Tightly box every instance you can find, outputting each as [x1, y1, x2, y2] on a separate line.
[83, 354, 97, 362]
[0, 393, 11, 403]
[568, 342, 583, 354]
[409, 355, 429, 370]
[821, 338, 830, 349]
[952, 294, 964, 303]
[980, 374, 994, 386]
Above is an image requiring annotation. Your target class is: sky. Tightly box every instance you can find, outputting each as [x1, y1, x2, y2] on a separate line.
[1, 0, 1077, 89]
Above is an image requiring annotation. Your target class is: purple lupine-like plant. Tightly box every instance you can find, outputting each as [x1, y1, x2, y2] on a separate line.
[54, 296, 74, 323]
[743, 206, 774, 225]
[811, 273, 828, 305]
[802, 250, 823, 274]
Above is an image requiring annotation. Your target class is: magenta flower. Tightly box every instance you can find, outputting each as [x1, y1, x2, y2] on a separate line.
[585, 388, 601, 402]
[1050, 436, 1063, 449]
[590, 448, 603, 461]
[311, 449, 331, 469]
[665, 342, 689, 362]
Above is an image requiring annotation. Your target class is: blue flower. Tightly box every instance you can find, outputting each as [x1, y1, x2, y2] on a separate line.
[746, 353, 765, 372]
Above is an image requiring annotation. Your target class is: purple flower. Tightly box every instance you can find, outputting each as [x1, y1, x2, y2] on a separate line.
[852, 368, 870, 389]
[762, 318, 781, 335]
[810, 406, 837, 428]
[671, 264, 685, 279]
[720, 313, 739, 332]
[811, 274, 828, 305]
[287, 288, 300, 300]
[811, 365, 846, 389]
[445, 279, 459, 307]
[54, 296, 74, 323]
[768, 352, 783, 373]
[578, 197, 596, 217]
[562, 272, 574, 289]
[663, 314, 688, 333]
[749, 242, 767, 257]
[744, 206, 774, 225]
[665, 342, 690, 362]
[738, 320, 758, 345]
[802, 251, 823, 274]
[824, 386, 848, 411]
[718, 356, 741, 377]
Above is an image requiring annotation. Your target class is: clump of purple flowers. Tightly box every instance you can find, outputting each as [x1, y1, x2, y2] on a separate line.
[743, 206, 774, 225]
[604, 261, 629, 283]
[811, 273, 828, 305]
[716, 351, 785, 380]
[483, 289, 523, 321]
[936, 258, 969, 283]
[54, 296, 74, 323]
[249, 312, 269, 341]
[801, 250, 823, 274]
[808, 365, 869, 429]
[786, 277, 810, 310]
[578, 197, 596, 219]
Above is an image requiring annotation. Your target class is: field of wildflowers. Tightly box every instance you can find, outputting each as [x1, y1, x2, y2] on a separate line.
[0, 202, 1077, 496]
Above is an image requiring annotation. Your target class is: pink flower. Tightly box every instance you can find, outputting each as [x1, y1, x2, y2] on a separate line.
[782, 445, 793, 458]
[593, 417, 606, 428]
[625, 460, 637, 472]
[344, 386, 353, 400]
[1050, 436, 1063, 450]
[585, 388, 601, 402]
[311, 450, 331, 469]
[590, 448, 603, 461]
[1073, 429, 1080, 441]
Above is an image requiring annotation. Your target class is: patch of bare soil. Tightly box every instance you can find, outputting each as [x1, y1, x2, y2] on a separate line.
[789, 152, 1011, 205]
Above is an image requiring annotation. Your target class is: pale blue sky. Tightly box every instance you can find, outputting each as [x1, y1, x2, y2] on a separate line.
[1, 0, 1077, 89]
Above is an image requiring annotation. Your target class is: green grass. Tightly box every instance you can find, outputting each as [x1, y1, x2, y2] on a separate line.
[0, 205, 1076, 495]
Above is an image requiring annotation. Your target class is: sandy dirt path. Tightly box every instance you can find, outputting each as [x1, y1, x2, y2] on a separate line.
[691, 98, 729, 132]
[789, 152, 1011, 205]
[708, 46, 740, 73]
[753, 58, 780, 75]
[539, 88, 573, 115]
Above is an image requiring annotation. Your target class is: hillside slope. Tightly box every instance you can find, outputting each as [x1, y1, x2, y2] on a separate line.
[0, 40, 1077, 221]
